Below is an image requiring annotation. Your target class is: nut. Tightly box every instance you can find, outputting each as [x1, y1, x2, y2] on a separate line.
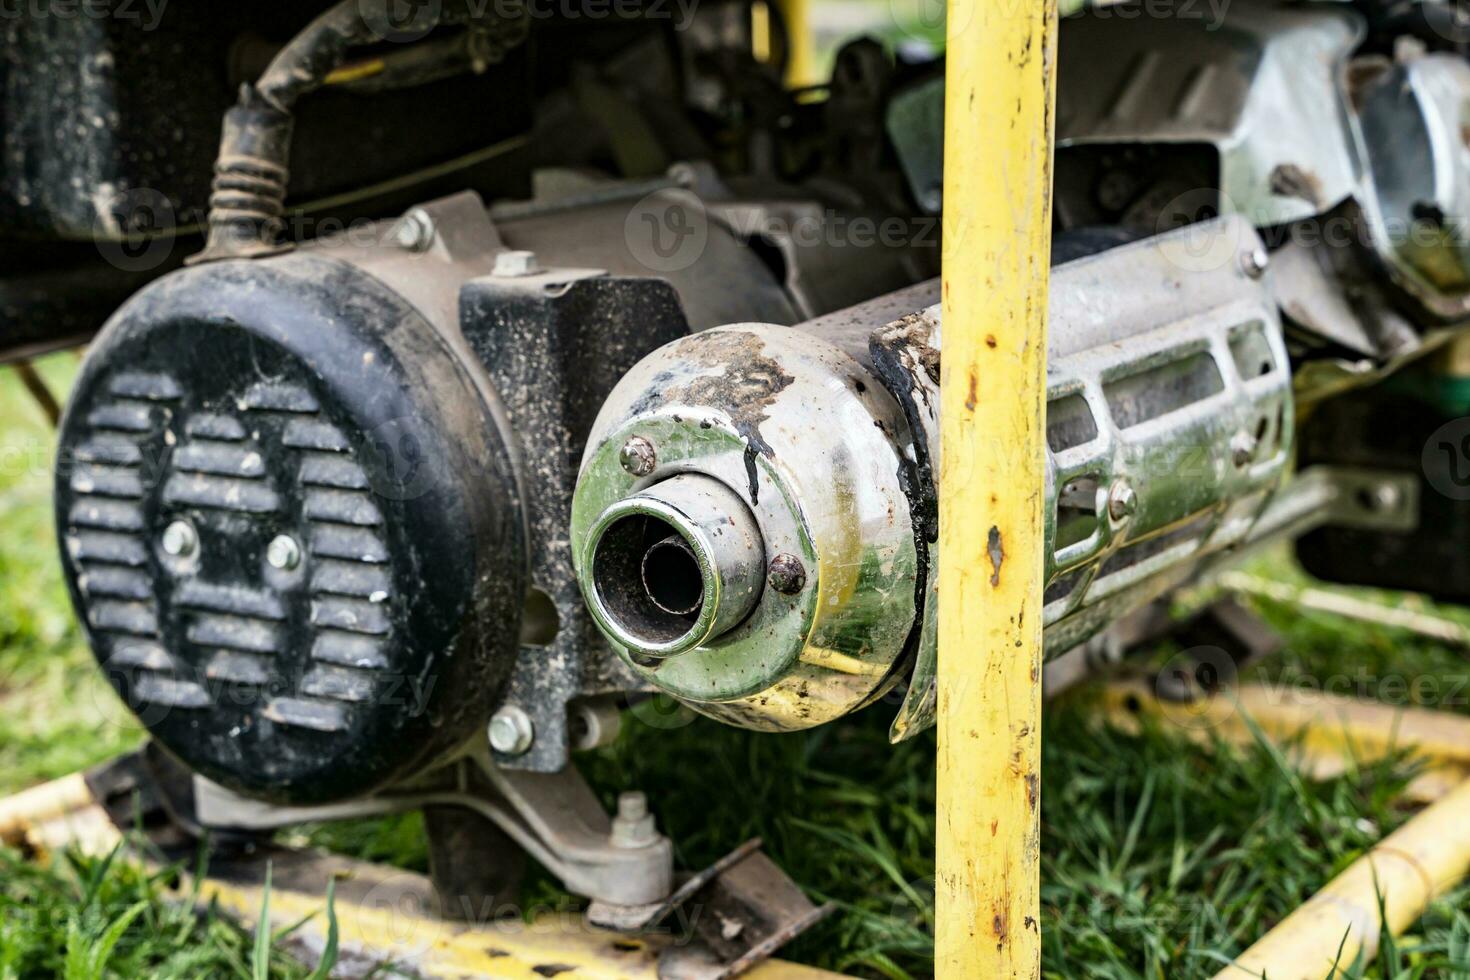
[161, 520, 197, 557]
[619, 436, 657, 477]
[492, 249, 541, 277]
[610, 790, 658, 848]
[767, 553, 807, 594]
[266, 534, 302, 571]
[392, 209, 435, 252]
[489, 706, 535, 755]
[1107, 482, 1137, 522]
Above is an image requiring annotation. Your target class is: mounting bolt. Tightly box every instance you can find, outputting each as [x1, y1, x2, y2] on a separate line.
[619, 436, 657, 477]
[266, 534, 301, 571]
[768, 553, 807, 594]
[1107, 482, 1137, 522]
[392, 208, 435, 252]
[610, 790, 658, 848]
[161, 520, 197, 557]
[489, 706, 535, 756]
[1240, 245, 1269, 280]
[492, 249, 541, 277]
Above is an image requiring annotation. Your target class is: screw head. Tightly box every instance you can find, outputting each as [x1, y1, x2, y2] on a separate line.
[489, 706, 535, 755]
[266, 534, 301, 571]
[1240, 245, 1269, 280]
[619, 436, 657, 477]
[492, 249, 541, 277]
[1107, 482, 1138, 522]
[161, 520, 197, 557]
[768, 553, 807, 594]
[392, 209, 434, 252]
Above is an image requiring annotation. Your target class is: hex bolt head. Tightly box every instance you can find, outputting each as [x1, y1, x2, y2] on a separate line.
[161, 520, 197, 557]
[767, 553, 807, 594]
[266, 534, 302, 571]
[619, 436, 657, 477]
[1240, 245, 1269, 280]
[392, 209, 435, 252]
[611, 790, 658, 849]
[492, 249, 541, 277]
[489, 706, 535, 755]
[1107, 482, 1137, 522]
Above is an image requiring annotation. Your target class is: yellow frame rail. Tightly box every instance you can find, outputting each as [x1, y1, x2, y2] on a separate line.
[936, 0, 1057, 976]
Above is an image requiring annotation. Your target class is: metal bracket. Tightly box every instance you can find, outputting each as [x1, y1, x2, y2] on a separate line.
[192, 747, 675, 909]
[587, 838, 835, 980]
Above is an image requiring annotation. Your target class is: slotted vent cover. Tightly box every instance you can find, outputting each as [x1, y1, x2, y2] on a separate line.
[65, 371, 401, 744]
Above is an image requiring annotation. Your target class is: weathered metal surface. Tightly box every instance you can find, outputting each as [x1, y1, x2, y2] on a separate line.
[571, 325, 918, 730]
[890, 2, 1365, 226]
[934, 0, 1055, 973]
[1355, 50, 1470, 320]
[878, 216, 1294, 739]
[1058, 1, 1365, 227]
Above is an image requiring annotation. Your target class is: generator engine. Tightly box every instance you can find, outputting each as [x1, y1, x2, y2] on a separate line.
[32, 0, 1470, 952]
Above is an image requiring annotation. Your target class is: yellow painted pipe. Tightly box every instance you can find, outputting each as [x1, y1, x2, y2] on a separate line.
[1214, 777, 1470, 979]
[772, 0, 816, 88]
[1099, 680, 1470, 803]
[935, 0, 1058, 975]
[0, 772, 91, 845]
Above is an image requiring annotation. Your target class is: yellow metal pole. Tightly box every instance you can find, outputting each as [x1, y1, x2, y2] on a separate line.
[1214, 777, 1470, 979]
[936, 0, 1057, 975]
[775, 0, 816, 88]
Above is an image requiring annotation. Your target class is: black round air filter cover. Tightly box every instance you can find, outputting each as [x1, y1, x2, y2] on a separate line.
[56, 253, 524, 805]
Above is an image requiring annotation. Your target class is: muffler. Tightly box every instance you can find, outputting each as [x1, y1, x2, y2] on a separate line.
[571, 216, 1295, 735]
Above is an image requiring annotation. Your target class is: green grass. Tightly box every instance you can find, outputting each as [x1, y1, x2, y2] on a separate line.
[3, 352, 1470, 978]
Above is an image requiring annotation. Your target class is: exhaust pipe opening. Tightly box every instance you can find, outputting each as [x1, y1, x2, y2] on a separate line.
[584, 474, 765, 658]
[642, 534, 704, 616]
[592, 515, 707, 645]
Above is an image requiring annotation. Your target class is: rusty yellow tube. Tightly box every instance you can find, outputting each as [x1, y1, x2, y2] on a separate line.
[935, 0, 1058, 975]
[1214, 777, 1470, 979]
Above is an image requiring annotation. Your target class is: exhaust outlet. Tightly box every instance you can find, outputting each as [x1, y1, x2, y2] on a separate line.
[571, 325, 922, 732]
[585, 474, 765, 659]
